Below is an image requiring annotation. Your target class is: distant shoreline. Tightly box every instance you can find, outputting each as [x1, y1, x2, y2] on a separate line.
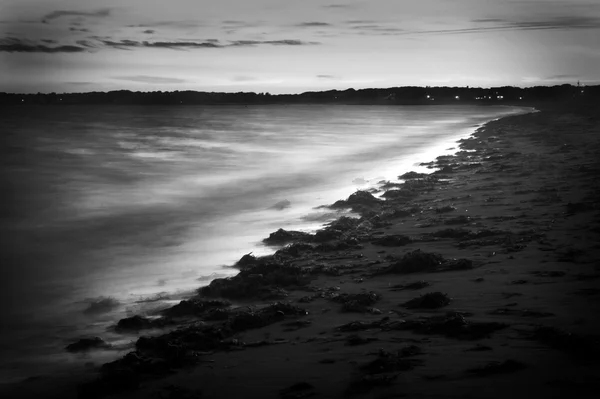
[1, 84, 597, 106]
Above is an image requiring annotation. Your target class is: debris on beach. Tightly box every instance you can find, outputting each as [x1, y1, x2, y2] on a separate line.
[402, 292, 451, 309]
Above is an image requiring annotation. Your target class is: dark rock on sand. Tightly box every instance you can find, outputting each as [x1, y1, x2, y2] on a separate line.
[389, 280, 431, 290]
[200, 262, 312, 300]
[66, 337, 111, 352]
[236, 252, 258, 268]
[331, 190, 382, 209]
[379, 250, 472, 274]
[399, 171, 429, 179]
[263, 228, 313, 245]
[383, 249, 445, 273]
[162, 298, 231, 318]
[371, 234, 411, 247]
[330, 291, 381, 313]
[402, 292, 451, 309]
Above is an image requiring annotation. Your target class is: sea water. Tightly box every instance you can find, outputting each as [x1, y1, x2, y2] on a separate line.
[0, 104, 531, 382]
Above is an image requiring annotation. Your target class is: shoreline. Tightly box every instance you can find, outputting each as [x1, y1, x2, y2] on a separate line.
[3, 103, 600, 398]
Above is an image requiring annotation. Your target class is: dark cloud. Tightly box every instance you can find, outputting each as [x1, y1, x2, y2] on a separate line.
[128, 21, 199, 29]
[324, 4, 351, 8]
[298, 22, 331, 27]
[101, 40, 223, 50]
[350, 24, 405, 35]
[143, 30, 155, 34]
[147, 41, 222, 49]
[41, 39, 57, 44]
[69, 27, 89, 32]
[317, 75, 337, 79]
[67, 81, 92, 85]
[407, 16, 600, 35]
[0, 38, 86, 53]
[42, 9, 110, 22]
[112, 75, 187, 84]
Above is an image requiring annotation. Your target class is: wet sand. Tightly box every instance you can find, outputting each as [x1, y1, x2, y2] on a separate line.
[4, 103, 600, 398]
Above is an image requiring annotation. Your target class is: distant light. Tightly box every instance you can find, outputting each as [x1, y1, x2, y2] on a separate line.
[519, 97, 522, 100]
[426, 95, 430, 98]
[21, 98, 24, 102]
[455, 96, 460, 100]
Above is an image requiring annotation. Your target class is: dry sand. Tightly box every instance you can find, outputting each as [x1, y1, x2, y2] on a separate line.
[3, 103, 600, 399]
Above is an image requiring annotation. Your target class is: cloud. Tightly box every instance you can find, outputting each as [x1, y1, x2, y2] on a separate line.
[128, 21, 200, 29]
[0, 37, 86, 53]
[42, 9, 110, 22]
[544, 74, 581, 81]
[297, 22, 331, 27]
[317, 75, 337, 79]
[143, 30, 155, 34]
[350, 24, 405, 35]
[407, 16, 600, 36]
[324, 4, 351, 8]
[69, 27, 89, 32]
[112, 75, 187, 84]
[0, 36, 319, 55]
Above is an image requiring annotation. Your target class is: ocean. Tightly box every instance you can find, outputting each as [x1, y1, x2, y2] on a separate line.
[0, 104, 530, 382]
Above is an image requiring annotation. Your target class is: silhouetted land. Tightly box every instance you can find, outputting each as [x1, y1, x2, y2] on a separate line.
[1, 84, 598, 106]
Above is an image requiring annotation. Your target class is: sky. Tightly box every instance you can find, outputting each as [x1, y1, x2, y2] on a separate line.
[1, 0, 599, 93]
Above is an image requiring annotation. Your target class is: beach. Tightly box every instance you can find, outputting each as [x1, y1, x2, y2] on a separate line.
[3, 102, 600, 399]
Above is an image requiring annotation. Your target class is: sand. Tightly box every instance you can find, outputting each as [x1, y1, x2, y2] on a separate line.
[3, 103, 600, 399]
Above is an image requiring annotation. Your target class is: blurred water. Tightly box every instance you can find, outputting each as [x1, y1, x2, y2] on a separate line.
[0, 104, 530, 382]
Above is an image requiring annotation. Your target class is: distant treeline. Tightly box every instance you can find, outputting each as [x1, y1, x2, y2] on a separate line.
[1, 84, 599, 105]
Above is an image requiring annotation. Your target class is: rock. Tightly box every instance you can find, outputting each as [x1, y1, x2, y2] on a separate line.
[403, 292, 451, 309]
[263, 228, 312, 245]
[330, 190, 382, 209]
[66, 337, 111, 352]
[371, 234, 411, 247]
[389, 280, 431, 290]
[385, 249, 445, 273]
[236, 252, 258, 268]
[399, 171, 429, 179]
[163, 299, 231, 318]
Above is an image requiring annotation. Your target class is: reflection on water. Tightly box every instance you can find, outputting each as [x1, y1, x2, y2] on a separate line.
[0, 104, 530, 381]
